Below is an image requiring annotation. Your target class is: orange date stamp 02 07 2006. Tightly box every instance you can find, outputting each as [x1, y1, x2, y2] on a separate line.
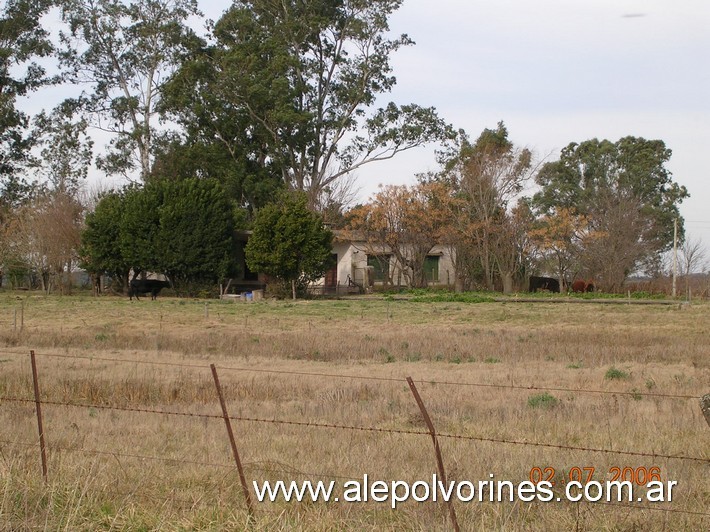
[527, 465, 678, 503]
[529, 466, 663, 487]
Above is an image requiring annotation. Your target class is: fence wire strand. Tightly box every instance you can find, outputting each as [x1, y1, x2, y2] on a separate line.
[0, 349, 701, 400]
[0, 395, 223, 421]
[4, 394, 706, 464]
[0, 439, 362, 482]
[2, 348, 708, 522]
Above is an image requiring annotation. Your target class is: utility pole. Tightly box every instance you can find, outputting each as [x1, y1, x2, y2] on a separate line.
[672, 218, 678, 298]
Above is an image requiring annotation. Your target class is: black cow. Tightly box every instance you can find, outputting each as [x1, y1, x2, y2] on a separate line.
[529, 276, 560, 293]
[129, 279, 170, 300]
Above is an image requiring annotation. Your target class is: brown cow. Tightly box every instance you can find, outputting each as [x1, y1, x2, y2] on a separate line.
[571, 280, 587, 293]
[571, 279, 597, 293]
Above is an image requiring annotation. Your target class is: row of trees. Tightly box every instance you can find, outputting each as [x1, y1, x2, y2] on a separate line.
[0, 1, 699, 295]
[1, 0, 449, 292]
[79, 184, 333, 298]
[347, 124, 692, 293]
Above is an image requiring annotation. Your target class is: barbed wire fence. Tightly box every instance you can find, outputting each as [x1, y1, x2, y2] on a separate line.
[0, 348, 708, 529]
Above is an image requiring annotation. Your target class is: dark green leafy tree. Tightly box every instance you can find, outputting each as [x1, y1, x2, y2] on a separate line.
[118, 182, 164, 276]
[148, 132, 283, 213]
[82, 179, 239, 293]
[59, 0, 201, 180]
[80, 190, 132, 291]
[0, 0, 54, 207]
[246, 192, 333, 299]
[532, 137, 689, 290]
[163, 0, 452, 208]
[157, 178, 237, 286]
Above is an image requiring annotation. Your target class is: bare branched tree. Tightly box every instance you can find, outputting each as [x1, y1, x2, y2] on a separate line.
[7, 192, 84, 293]
[680, 235, 707, 276]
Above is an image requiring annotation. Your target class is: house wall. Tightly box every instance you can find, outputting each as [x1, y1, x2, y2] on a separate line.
[430, 244, 455, 287]
[335, 241, 362, 287]
[314, 240, 455, 289]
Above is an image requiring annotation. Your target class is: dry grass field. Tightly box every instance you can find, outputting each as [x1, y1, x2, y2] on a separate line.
[0, 291, 708, 531]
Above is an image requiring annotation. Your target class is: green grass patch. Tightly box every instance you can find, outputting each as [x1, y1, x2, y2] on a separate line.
[390, 289, 495, 303]
[527, 392, 558, 409]
[605, 366, 630, 380]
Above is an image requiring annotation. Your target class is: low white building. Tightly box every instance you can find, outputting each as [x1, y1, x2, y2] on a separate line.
[314, 230, 455, 294]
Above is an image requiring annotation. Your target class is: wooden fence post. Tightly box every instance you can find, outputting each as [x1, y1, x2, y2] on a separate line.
[406, 376, 460, 532]
[30, 350, 48, 483]
[701, 393, 710, 428]
[210, 364, 255, 521]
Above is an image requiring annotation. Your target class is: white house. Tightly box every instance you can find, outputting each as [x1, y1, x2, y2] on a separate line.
[231, 229, 455, 296]
[313, 230, 455, 294]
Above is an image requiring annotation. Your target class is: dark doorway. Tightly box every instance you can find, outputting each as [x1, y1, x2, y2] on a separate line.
[325, 254, 338, 292]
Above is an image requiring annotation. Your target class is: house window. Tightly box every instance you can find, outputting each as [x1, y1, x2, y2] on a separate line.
[424, 255, 440, 283]
[367, 254, 391, 282]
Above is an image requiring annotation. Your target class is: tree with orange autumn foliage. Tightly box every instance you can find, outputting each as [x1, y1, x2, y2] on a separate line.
[347, 181, 450, 288]
[528, 207, 594, 289]
[437, 123, 535, 291]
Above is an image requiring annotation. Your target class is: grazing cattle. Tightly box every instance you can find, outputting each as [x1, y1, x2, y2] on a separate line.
[570, 279, 597, 293]
[571, 280, 587, 293]
[129, 279, 170, 301]
[529, 276, 560, 293]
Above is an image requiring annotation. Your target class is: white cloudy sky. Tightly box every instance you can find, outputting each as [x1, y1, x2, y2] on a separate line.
[377, 0, 710, 248]
[200, 0, 710, 247]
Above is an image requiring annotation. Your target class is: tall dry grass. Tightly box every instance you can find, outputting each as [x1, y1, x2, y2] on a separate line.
[0, 292, 708, 530]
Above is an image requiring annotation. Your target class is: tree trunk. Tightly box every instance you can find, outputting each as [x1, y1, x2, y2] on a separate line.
[291, 279, 297, 300]
[502, 272, 514, 294]
[454, 275, 465, 293]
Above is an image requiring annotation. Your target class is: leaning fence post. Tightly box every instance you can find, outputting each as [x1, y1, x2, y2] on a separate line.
[30, 350, 48, 483]
[701, 393, 710, 428]
[406, 376, 460, 532]
[210, 364, 255, 521]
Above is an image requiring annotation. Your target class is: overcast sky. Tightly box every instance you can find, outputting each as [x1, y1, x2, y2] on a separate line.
[385, 0, 710, 249]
